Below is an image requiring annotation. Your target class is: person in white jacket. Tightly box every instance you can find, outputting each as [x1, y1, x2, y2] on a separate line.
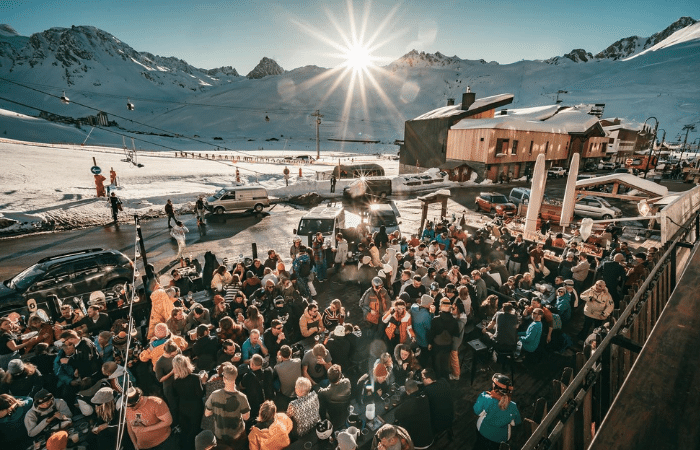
[24, 389, 73, 437]
[170, 220, 189, 261]
[334, 233, 349, 268]
[577, 280, 614, 341]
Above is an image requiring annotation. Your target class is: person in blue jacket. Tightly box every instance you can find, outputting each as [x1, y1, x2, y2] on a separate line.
[518, 308, 543, 356]
[553, 287, 572, 322]
[473, 373, 522, 450]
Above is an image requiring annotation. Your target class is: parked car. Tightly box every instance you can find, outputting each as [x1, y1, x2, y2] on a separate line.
[475, 192, 517, 215]
[574, 196, 622, 220]
[366, 202, 401, 236]
[583, 161, 599, 172]
[548, 167, 567, 178]
[613, 168, 634, 175]
[343, 177, 392, 200]
[598, 161, 616, 170]
[509, 187, 550, 207]
[0, 248, 134, 316]
[205, 186, 270, 214]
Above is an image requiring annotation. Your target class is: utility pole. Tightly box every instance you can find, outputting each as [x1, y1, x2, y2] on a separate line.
[312, 110, 323, 160]
[679, 124, 696, 162]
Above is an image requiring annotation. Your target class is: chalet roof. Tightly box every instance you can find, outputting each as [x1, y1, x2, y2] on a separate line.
[575, 173, 668, 197]
[413, 93, 514, 120]
[450, 104, 602, 136]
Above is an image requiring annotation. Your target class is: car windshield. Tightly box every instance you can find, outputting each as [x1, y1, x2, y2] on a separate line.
[492, 195, 509, 204]
[208, 188, 226, 202]
[8, 265, 46, 291]
[598, 198, 612, 207]
[297, 218, 334, 235]
[369, 212, 398, 228]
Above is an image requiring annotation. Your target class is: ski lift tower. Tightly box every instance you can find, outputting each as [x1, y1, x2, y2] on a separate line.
[311, 110, 323, 160]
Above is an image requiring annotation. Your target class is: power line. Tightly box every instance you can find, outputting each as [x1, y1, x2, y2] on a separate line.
[0, 76, 402, 132]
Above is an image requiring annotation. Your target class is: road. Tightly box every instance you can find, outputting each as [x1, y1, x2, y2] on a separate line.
[6, 174, 682, 281]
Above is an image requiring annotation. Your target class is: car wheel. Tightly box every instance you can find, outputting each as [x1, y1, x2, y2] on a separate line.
[602, 214, 612, 220]
[253, 204, 264, 213]
[215, 207, 225, 215]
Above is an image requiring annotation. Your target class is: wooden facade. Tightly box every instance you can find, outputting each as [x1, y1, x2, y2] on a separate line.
[446, 128, 570, 181]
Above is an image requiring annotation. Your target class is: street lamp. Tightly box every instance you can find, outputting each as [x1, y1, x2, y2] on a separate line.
[642, 117, 658, 178]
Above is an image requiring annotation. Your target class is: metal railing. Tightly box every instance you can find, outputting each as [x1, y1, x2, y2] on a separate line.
[521, 208, 699, 450]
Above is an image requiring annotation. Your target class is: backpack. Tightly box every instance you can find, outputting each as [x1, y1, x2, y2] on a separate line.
[299, 260, 312, 277]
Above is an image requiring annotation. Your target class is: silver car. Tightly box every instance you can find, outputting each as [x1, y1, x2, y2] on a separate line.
[574, 196, 622, 220]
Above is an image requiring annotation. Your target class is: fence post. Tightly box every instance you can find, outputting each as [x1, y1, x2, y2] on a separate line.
[251, 243, 258, 260]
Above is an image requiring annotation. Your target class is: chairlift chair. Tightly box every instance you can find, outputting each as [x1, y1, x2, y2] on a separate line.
[60, 91, 70, 104]
[127, 98, 135, 111]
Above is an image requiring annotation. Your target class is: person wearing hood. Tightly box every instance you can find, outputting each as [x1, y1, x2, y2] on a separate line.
[24, 389, 72, 437]
[383, 248, 399, 284]
[147, 285, 176, 340]
[139, 323, 188, 370]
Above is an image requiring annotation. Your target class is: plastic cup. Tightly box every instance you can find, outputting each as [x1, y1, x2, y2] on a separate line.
[303, 442, 313, 449]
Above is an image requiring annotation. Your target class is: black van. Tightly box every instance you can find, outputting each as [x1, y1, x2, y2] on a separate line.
[332, 163, 384, 179]
[343, 176, 393, 199]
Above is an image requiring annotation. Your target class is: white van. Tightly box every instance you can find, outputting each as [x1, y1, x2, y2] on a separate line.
[205, 186, 270, 214]
[293, 206, 346, 247]
[366, 202, 401, 237]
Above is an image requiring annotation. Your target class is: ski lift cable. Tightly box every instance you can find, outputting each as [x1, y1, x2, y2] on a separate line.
[0, 76, 401, 132]
[0, 95, 194, 153]
[0, 77, 263, 158]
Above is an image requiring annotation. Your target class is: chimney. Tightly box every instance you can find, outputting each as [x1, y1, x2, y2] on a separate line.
[447, 98, 455, 106]
[461, 86, 475, 110]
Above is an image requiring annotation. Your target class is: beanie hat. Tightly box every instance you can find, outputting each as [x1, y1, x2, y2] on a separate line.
[420, 294, 433, 307]
[337, 430, 357, 450]
[7, 359, 24, 375]
[195, 430, 217, 450]
[46, 431, 68, 450]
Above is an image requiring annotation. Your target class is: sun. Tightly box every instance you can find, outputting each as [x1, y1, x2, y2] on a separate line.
[343, 43, 374, 72]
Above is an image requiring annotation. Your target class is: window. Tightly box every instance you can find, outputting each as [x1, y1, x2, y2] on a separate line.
[529, 141, 534, 155]
[221, 192, 236, 200]
[511, 140, 519, 155]
[496, 138, 510, 155]
[480, 137, 484, 142]
[544, 141, 550, 154]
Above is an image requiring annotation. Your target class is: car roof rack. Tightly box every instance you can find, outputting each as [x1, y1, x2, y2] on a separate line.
[37, 248, 105, 264]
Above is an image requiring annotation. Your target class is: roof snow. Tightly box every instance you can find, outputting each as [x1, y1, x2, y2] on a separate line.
[413, 93, 514, 120]
[451, 104, 600, 134]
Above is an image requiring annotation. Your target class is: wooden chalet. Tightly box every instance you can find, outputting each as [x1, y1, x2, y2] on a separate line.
[444, 104, 607, 181]
[399, 90, 514, 174]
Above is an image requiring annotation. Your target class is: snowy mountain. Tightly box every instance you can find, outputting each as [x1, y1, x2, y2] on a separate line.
[246, 57, 284, 79]
[0, 25, 240, 90]
[551, 16, 699, 62]
[0, 17, 698, 150]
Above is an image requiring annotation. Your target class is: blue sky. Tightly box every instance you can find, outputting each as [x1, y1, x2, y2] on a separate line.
[2, 0, 698, 73]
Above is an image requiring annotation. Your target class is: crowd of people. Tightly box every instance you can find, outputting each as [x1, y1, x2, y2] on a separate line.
[0, 213, 655, 450]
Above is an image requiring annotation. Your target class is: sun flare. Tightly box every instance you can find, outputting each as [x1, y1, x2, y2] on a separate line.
[343, 43, 374, 72]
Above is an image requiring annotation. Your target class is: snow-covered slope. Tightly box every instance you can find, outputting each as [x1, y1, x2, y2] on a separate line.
[0, 18, 698, 150]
